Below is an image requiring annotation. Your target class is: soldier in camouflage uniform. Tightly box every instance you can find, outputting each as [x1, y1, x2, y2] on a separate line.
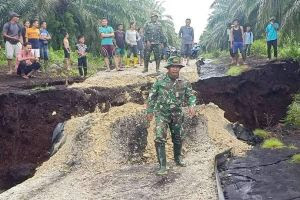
[143, 12, 167, 73]
[146, 56, 196, 175]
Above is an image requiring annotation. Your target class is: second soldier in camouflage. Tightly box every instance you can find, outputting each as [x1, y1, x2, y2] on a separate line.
[146, 56, 196, 175]
[143, 12, 167, 73]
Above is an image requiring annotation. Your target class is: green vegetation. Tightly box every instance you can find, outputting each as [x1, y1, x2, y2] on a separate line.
[290, 154, 300, 164]
[284, 94, 300, 127]
[288, 144, 298, 150]
[262, 138, 285, 149]
[0, 48, 104, 77]
[226, 65, 248, 76]
[200, 0, 300, 56]
[251, 39, 267, 57]
[253, 129, 270, 139]
[0, 0, 179, 52]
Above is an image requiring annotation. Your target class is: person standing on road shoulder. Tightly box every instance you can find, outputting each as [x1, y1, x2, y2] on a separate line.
[2, 12, 23, 75]
[243, 25, 254, 58]
[146, 56, 196, 176]
[266, 16, 279, 61]
[114, 24, 126, 70]
[179, 18, 194, 66]
[125, 22, 140, 67]
[230, 19, 245, 66]
[99, 18, 121, 72]
[39, 21, 51, 69]
[26, 19, 40, 59]
[143, 12, 167, 73]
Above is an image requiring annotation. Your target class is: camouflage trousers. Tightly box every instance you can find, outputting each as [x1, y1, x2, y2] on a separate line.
[144, 44, 161, 68]
[155, 112, 184, 144]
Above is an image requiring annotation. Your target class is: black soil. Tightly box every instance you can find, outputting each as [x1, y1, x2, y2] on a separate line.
[194, 60, 300, 129]
[0, 84, 150, 191]
[217, 133, 300, 200]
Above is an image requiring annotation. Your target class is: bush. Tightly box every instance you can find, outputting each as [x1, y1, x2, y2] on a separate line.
[253, 129, 270, 139]
[252, 39, 267, 56]
[280, 34, 300, 60]
[226, 65, 248, 76]
[284, 94, 300, 127]
[262, 138, 285, 149]
[291, 154, 300, 164]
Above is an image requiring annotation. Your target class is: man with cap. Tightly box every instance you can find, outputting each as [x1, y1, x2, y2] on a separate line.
[266, 16, 279, 60]
[143, 12, 167, 73]
[146, 56, 196, 175]
[2, 12, 23, 74]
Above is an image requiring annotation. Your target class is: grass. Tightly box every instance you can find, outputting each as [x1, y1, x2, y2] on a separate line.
[262, 138, 285, 149]
[290, 154, 300, 164]
[0, 48, 105, 77]
[254, 129, 270, 139]
[226, 65, 249, 76]
[288, 144, 298, 150]
[284, 93, 300, 127]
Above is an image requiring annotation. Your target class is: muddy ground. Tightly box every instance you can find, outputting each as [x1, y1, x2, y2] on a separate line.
[0, 58, 299, 199]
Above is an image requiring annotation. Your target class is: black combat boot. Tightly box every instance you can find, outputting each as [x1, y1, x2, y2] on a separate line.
[174, 143, 186, 167]
[142, 62, 149, 73]
[155, 60, 160, 73]
[155, 142, 168, 175]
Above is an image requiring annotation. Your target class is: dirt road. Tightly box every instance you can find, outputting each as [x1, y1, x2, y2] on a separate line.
[0, 61, 249, 200]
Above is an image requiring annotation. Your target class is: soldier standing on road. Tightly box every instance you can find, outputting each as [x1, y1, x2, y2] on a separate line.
[146, 56, 196, 175]
[143, 12, 167, 73]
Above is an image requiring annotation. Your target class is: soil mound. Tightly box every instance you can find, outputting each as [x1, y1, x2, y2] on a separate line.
[194, 60, 300, 129]
[0, 104, 249, 200]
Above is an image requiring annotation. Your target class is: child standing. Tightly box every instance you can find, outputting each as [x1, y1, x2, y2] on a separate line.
[76, 35, 88, 77]
[244, 26, 254, 57]
[63, 32, 71, 70]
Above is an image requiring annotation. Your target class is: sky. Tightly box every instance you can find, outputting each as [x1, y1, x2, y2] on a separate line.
[158, 0, 215, 41]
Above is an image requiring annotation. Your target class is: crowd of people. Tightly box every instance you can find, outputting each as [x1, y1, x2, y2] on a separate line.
[227, 17, 279, 66]
[1, 11, 197, 80]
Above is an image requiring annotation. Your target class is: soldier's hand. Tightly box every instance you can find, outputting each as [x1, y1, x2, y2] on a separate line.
[147, 113, 154, 121]
[188, 107, 196, 117]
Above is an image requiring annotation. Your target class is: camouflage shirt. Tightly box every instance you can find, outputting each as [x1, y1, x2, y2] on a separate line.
[144, 21, 166, 45]
[146, 74, 196, 114]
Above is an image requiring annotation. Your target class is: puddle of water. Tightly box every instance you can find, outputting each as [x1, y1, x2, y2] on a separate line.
[199, 59, 229, 80]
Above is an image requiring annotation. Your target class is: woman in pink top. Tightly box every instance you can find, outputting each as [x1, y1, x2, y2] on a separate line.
[16, 42, 41, 79]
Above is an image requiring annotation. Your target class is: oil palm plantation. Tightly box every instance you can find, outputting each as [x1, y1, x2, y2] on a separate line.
[0, 0, 178, 51]
[200, 0, 300, 52]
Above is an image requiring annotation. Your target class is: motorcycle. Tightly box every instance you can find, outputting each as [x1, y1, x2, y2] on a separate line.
[191, 44, 201, 59]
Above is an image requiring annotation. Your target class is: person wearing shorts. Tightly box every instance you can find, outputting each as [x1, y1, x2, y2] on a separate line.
[179, 18, 194, 66]
[137, 27, 144, 66]
[63, 32, 71, 69]
[114, 24, 126, 69]
[26, 19, 40, 59]
[99, 18, 120, 72]
[2, 12, 23, 74]
[230, 19, 245, 65]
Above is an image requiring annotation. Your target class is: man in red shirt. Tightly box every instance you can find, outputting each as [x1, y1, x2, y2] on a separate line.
[16, 42, 41, 79]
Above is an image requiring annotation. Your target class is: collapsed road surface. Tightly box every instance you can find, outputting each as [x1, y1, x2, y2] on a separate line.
[0, 59, 299, 199]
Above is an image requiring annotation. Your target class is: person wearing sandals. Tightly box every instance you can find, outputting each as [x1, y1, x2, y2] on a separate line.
[2, 12, 23, 75]
[16, 42, 41, 79]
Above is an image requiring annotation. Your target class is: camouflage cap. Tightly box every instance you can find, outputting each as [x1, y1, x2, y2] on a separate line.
[270, 16, 276, 21]
[165, 56, 185, 68]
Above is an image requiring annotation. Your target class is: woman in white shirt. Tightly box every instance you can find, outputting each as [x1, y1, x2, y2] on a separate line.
[125, 22, 140, 67]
